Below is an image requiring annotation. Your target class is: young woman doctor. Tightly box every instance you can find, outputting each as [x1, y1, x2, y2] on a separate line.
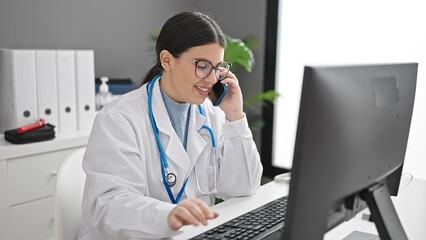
[79, 12, 263, 240]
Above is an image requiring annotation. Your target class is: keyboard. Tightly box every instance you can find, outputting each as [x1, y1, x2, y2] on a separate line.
[190, 196, 288, 240]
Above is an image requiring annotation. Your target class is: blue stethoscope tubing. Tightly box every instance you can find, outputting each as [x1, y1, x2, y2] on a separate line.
[147, 74, 216, 204]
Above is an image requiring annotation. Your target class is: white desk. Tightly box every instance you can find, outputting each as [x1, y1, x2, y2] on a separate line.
[172, 175, 426, 240]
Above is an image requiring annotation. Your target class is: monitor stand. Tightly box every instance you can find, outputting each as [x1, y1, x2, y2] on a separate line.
[361, 183, 408, 240]
[343, 231, 380, 240]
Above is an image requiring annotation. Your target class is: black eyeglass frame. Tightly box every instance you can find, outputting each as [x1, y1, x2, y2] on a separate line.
[175, 54, 232, 81]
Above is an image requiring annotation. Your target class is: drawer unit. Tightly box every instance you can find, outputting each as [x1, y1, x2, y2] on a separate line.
[8, 148, 77, 205]
[10, 196, 54, 240]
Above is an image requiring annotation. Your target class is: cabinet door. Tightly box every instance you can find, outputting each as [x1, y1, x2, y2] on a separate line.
[8, 148, 77, 205]
[10, 197, 54, 240]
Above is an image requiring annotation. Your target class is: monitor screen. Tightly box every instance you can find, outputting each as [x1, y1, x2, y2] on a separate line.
[283, 63, 418, 239]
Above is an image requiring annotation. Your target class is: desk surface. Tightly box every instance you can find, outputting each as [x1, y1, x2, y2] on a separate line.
[172, 175, 426, 240]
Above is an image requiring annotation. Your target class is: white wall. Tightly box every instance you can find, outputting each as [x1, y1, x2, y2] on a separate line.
[273, 0, 426, 180]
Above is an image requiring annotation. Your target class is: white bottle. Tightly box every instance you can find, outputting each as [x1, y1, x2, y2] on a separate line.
[96, 76, 114, 110]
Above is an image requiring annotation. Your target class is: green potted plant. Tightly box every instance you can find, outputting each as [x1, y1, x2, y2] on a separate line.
[223, 34, 279, 132]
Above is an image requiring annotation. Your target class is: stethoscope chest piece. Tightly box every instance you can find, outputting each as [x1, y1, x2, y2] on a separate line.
[166, 172, 177, 187]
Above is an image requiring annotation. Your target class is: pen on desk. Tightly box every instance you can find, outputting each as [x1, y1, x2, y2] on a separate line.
[17, 119, 46, 133]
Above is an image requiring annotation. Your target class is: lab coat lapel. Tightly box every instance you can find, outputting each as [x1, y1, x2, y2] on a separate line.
[184, 105, 211, 199]
[186, 105, 209, 176]
[151, 80, 190, 172]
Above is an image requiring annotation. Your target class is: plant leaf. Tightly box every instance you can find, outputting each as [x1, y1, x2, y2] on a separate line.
[244, 90, 280, 106]
[243, 35, 260, 49]
[246, 114, 266, 132]
[150, 28, 161, 42]
[224, 35, 255, 73]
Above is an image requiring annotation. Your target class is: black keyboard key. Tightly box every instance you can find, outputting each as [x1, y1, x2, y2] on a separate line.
[192, 234, 206, 240]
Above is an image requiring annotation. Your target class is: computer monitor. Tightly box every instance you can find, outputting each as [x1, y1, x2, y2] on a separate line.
[283, 63, 418, 240]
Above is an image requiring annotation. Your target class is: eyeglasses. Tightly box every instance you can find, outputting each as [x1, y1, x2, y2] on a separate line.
[176, 55, 232, 81]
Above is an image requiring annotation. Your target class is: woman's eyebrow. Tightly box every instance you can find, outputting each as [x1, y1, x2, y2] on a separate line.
[195, 57, 224, 66]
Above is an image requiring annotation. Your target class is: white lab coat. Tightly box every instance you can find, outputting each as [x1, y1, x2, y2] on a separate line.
[78, 79, 263, 240]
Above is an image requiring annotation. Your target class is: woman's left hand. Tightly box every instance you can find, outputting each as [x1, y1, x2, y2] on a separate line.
[217, 71, 244, 121]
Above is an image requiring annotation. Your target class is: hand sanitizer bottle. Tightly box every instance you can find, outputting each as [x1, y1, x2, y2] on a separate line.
[96, 76, 114, 110]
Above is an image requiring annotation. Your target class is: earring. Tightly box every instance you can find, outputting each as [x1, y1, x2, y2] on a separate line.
[161, 63, 166, 69]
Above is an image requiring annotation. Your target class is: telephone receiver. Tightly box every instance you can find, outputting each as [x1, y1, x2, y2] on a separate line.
[209, 81, 228, 106]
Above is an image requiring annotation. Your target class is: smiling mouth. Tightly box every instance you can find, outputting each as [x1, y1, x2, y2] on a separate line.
[196, 85, 209, 92]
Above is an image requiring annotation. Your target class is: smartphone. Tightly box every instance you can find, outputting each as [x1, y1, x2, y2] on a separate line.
[209, 81, 227, 106]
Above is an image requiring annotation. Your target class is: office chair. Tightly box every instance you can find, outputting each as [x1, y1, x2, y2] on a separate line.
[54, 147, 86, 240]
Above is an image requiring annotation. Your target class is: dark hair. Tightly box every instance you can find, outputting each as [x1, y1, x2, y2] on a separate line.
[140, 12, 226, 86]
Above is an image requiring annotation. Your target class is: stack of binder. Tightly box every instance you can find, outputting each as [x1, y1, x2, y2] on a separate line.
[0, 49, 96, 134]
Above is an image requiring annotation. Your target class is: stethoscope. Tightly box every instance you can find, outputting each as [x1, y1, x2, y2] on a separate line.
[147, 74, 217, 204]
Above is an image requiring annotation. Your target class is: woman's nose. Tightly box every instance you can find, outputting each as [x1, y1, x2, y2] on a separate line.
[205, 71, 218, 85]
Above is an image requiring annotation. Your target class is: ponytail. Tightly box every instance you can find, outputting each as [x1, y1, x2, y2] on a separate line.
[139, 63, 163, 87]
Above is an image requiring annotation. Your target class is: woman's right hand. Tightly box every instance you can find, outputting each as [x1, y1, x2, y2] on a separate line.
[167, 198, 219, 231]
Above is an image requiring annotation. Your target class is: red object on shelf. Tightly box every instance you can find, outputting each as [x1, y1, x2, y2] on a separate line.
[17, 119, 46, 133]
